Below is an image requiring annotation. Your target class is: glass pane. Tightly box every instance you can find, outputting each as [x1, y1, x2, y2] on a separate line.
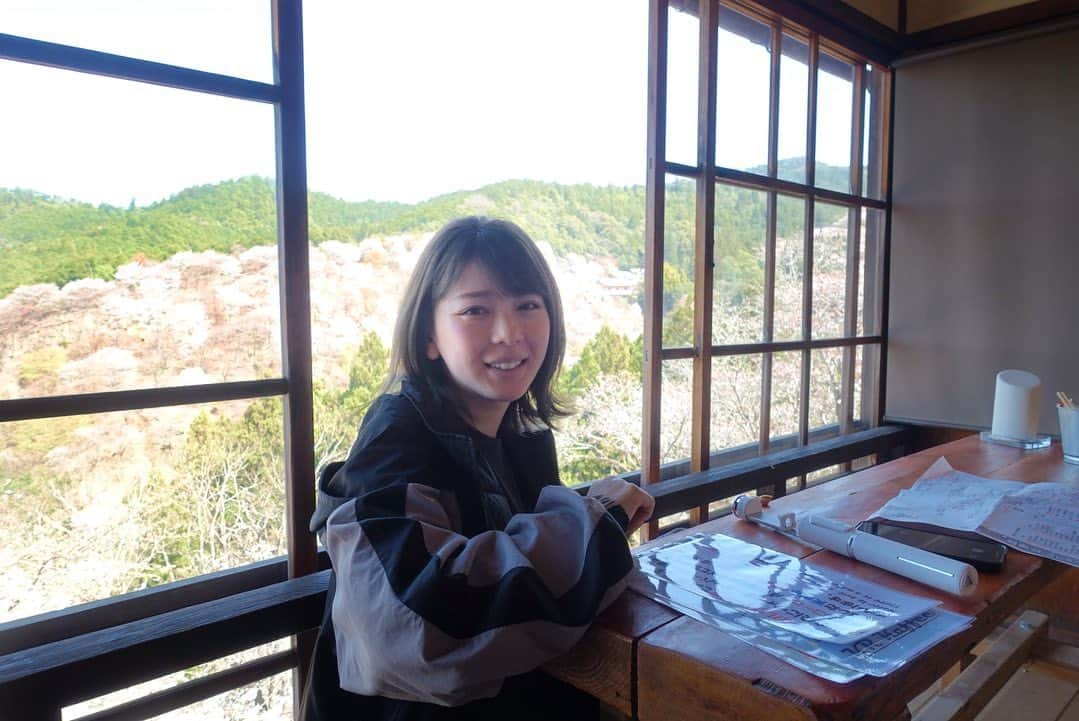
[710, 354, 762, 454]
[809, 347, 842, 432]
[663, 176, 696, 348]
[815, 52, 855, 194]
[0, 398, 285, 623]
[853, 343, 866, 426]
[862, 208, 886, 336]
[666, 4, 700, 167]
[660, 359, 693, 466]
[777, 33, 809, 184]
[0, 64, 282, 398]
[855, 207, 867, 338]
[716, 7, 771, 172]
[861, 343, 880, 425]
[812, 202, 850, 340]
[4, 0, 273, 83]
[554, 323, 644, 486]
[304, 1, 649, 201]
[807, 464, 843, 486]
[774, 195, 805, 341]
[714, 186, 766, 344]
[863, 64, 888, 201]
[769, 351, 801, 447]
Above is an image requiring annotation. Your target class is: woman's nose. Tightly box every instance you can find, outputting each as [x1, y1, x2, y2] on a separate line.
[491, 310, 522, 344]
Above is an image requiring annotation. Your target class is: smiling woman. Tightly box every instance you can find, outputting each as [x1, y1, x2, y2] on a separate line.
[304, 216, 653, 720]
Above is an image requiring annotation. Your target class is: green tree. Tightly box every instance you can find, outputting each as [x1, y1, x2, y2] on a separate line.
[341, 332, 389, 423]
[559, 325, 641, 399]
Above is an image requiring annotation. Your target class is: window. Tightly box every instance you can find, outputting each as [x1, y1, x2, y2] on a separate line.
[642, 0, 891, 532]
[0, 0, 312, 650]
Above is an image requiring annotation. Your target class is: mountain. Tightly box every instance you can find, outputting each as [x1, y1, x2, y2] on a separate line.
[0, 162, 852, 298]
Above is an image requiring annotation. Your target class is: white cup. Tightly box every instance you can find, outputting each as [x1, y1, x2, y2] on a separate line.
[1059, 405, 1079, 464]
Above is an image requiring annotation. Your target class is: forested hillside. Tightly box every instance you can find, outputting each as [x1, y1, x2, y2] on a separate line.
[0, 160, 848, 297]
[1, 166, 859, 719]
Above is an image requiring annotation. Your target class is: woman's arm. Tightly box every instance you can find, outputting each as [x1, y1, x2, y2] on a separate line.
[323, 428, 634, 707]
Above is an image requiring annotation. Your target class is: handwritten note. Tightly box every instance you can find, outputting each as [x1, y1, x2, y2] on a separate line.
[979, 483, 1079, 567]
[869, 463, 1079, 568]
[870, 471, 1024, 531]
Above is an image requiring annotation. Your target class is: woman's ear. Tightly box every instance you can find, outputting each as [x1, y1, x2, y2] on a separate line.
[426, 338, 440, 361]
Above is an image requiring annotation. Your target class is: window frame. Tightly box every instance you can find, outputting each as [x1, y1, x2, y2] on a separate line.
[0, 0, 316, 643]
[642, 0, 893, 537]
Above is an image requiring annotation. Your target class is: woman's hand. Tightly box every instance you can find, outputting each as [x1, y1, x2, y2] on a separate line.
[587, 477, 656, 536]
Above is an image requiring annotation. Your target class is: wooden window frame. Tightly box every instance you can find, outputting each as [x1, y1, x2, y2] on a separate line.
[0, 0, 316, 704]
[642, 0, 893, 536]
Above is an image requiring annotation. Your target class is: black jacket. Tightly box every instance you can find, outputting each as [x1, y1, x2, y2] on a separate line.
[302, 380, 633, 721]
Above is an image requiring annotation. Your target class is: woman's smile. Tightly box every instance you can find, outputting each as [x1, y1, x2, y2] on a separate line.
[426, 262, 550, 435]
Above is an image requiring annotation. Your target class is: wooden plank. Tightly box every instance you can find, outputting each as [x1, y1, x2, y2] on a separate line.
[0, 571, 329, 713]
[641, 0, 669, 542]
[797, 34, 818, 489]
[638, 618, 817, 721]
[874, 61, 894, 427]
[646, 425, 916, 518]
[689, 0, 719, 525]
[655, 334, 885, 360]
[0, 555, 290, 656]
[839, 63, 865, 446]
[0, 379, 287, 423]
[975, 659, 1078, 721]
[1060, 692, 1079, 721]
[74, 650, 296, 721]
[912, 611, 1048, 721]
[273, 3, 317, 706]
[545, 593, 680, 716]
[758, 21, 781, 478]
[0, 33, 278, 103]
[274, 0, 317, 582]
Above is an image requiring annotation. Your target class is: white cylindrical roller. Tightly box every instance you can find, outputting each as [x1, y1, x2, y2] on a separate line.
[797, 515, 978, 597]
[991, 369, 1041, 440]
[849, 532, 978, 597]
[795, 514, 856, 556]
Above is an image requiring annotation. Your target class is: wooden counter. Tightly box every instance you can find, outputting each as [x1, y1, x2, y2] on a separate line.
[547, 435, 1077, 720]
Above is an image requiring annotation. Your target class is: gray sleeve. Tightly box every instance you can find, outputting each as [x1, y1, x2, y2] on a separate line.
[323, 482, 632, 706]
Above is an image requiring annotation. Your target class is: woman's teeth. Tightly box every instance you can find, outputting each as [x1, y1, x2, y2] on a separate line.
[487, 360, 524, 370]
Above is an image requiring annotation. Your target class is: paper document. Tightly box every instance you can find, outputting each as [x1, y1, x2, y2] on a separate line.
[631, 533, 972, 683]
[870, 470, 1024, 532]
[978, 483, 1079, 567]
[869, 461, 1079, 568]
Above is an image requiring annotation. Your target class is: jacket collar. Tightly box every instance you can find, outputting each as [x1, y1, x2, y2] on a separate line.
[398, 377, 546, 440]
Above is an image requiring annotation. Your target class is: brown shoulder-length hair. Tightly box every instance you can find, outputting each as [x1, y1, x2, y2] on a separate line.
[384, 216, 569, 428]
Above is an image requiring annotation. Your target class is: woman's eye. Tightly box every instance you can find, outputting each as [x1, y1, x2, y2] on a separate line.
[459, 306, 488, 316]
[519, 300, 544, 311]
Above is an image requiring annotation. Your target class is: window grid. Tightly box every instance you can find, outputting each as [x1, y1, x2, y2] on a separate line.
[643, 0, 891, 528]
[0, 0, 315, 684]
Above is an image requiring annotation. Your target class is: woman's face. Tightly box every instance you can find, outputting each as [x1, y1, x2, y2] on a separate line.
[426, 261, 550, 435]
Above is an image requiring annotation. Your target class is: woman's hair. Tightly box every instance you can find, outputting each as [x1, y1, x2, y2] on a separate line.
[385, 216, 568, 428]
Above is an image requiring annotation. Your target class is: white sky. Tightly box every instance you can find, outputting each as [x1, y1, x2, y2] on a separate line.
[0, 0, 856, 207]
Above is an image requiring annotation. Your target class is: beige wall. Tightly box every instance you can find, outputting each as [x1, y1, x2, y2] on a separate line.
[886, 27, 1079, 434]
